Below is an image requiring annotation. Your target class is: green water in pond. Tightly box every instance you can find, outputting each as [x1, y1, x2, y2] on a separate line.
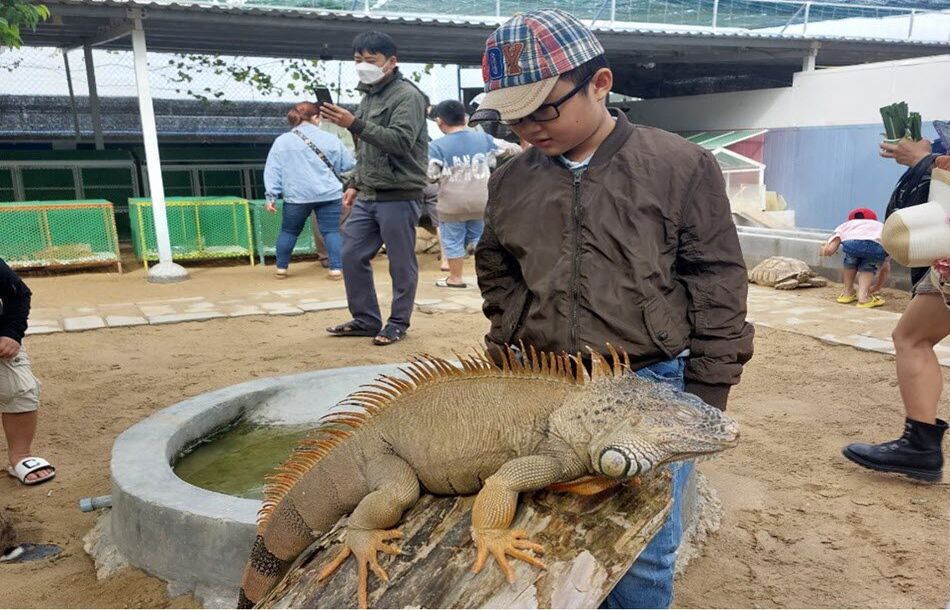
[173, 421, 310, 499]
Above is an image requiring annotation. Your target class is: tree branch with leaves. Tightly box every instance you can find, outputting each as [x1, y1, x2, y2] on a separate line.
[0, 0, 48, 49]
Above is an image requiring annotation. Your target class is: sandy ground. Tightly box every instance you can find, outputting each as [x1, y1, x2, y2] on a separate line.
[2, 258, 948, 609]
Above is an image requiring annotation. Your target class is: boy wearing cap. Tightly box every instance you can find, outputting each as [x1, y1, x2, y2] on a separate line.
[470, 9, 753, 608]
[820, 207, 886, 308]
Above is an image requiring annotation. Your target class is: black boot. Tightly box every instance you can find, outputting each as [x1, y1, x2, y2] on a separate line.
[843, 418, 948, 482]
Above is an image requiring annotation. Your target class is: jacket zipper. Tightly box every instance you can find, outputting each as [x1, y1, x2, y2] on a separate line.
[569, 168, 585, 354]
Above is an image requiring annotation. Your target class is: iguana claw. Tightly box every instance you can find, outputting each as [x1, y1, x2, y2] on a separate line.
[471, 528, 546, 583]
[317, 528, 403, 609]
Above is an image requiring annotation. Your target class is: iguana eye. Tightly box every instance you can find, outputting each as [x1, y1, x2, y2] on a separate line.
[599, 447, 634, 478]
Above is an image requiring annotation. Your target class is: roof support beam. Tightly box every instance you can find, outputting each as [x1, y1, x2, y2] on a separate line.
[130, 14, 189, 283]
[82, 43, 104, 150]
[62, 50, 81, 142]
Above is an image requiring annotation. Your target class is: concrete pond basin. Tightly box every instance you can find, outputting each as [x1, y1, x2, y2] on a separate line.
[106, 362, 720, 607]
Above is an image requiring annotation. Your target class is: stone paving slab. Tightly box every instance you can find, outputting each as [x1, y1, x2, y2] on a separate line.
[62, 315, 106, 332]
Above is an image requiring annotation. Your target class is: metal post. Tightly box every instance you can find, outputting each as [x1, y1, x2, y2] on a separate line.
[712, 0, 719, 30]
[495, 0, 500, 18]
[363, 0, 369, 13]
[802, 42, 819, 71]
[802, 2, 811, 35]
[63, 51, 81, 143]
[907, 10, 915, 39]
[131, 18, 188, 283]
[82, 44, 105, 150]
[610, 0, 616, 23]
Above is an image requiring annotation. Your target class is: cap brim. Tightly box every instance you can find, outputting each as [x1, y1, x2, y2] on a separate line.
[469, 77, 559, 125]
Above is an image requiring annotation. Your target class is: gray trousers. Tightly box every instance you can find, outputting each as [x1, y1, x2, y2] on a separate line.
[341, 198, 421, 332]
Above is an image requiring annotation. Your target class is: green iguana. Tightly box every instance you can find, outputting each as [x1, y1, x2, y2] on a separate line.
[238, 346, 739, 608]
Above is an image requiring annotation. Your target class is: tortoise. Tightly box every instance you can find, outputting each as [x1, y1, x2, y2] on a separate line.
[748, 256, 828, 290]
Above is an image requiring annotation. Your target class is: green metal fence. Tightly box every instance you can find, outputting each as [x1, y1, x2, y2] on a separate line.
[0, 199, 122, 272]
[128, 196, 255, 269]
[248, 199, 318, 265]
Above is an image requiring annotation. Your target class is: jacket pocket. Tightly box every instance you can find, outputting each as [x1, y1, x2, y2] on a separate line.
[642, 295, 689, 359]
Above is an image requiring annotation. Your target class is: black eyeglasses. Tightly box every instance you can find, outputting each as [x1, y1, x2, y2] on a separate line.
[502, 73, 595, 126]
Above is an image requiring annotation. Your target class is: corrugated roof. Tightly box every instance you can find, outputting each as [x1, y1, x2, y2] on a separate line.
[714, 149, 764, 172]
[18, 0, 950, 99]
[685, 129, 769, 148]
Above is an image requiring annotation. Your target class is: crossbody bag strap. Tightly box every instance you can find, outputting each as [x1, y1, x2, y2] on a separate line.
[292, 128, 345, 184]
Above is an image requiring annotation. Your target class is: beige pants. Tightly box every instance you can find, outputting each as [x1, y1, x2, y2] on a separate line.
[0, 349, 40, 413]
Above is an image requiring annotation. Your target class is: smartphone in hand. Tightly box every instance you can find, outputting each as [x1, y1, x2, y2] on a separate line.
[315, 87, 333, 107]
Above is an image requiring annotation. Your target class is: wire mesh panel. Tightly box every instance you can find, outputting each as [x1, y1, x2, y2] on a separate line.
[248, 199, 317, 265]
[0, 199, 122, 272]
[128, 196, 255, 268]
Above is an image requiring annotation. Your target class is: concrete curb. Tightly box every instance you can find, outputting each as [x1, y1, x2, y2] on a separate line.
[109, 363, 403, 604]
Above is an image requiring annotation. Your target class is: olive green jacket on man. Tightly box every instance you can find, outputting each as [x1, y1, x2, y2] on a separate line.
[347, 68, 429, 201]
[475, 111, 754, 411]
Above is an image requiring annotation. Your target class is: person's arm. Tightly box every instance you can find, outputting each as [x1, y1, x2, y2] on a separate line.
[677, 151, 755, 410]
[263, 141, 283, 203]
[475, 167, 528, 350]
[0, 259, 31, 356]
[820, 235, 841, 257]
[427, 142, 445, 183]
[349, 90, 426, 157]
[491, 136, 522, 159]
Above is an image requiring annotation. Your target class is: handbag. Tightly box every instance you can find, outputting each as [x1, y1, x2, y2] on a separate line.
[292, 128, 345, 185]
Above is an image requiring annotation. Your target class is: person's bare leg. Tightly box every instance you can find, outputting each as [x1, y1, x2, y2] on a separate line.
[870, 259, 890, 294]
[447, 258, 465, 286]
[842, 267, 857, 297]
[437, 227, 449, 272]
[893, 294, 950, 424]
[2, 411, 51, 482]
[856, 271, 874, 303]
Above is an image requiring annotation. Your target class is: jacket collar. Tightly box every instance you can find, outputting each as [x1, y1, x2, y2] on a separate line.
[357, 67, 401, 95]
[589, 108, 635, 168]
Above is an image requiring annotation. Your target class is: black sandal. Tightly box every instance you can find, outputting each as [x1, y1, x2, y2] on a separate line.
[326, 321, 379, 337]
[373, 324, 406, 346]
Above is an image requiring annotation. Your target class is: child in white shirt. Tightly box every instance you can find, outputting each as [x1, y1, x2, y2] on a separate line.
[821, 207, 887, 308]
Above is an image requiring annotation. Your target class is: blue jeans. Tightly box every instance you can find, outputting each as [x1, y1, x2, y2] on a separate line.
[603, 357, 694, 609]
[277, 200, 342, 270]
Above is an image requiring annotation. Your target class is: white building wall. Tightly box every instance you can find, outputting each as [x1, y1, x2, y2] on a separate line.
[628, 54, 950, 131]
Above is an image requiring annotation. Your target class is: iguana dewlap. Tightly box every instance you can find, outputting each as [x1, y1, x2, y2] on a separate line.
[238, 346, 739, 608]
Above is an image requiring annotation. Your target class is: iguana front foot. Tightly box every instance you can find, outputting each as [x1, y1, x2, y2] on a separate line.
[471, 528, 545, 583]
[316, 528, 403, 608]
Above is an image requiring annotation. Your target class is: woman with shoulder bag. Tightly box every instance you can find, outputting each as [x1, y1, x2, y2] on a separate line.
[264, 101, 356, 280]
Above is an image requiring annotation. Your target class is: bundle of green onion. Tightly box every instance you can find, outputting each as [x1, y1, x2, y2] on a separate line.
[881, 102, 922, 141]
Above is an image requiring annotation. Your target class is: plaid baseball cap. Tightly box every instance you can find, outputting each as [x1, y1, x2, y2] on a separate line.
[469, 9, 605, 124]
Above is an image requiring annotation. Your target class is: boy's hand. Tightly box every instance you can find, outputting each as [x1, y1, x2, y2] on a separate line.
[0, 336, 21, 359]
[265, 201, 277, 213]
[879, 137, 932, 168]
[321, 103, 356, 129]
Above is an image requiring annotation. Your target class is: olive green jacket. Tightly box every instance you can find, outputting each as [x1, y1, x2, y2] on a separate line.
[347, 69, 429, 201]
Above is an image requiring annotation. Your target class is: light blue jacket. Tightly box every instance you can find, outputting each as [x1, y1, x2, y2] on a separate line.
[264, 123, 356, 204]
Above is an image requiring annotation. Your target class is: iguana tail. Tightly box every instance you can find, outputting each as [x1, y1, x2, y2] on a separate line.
[238, 432, 370, 607]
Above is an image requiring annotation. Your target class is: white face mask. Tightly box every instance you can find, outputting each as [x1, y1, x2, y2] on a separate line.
[355, 61, 387, 85]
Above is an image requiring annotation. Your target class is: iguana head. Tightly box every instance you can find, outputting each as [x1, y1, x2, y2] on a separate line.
[584, 376, 739, 479]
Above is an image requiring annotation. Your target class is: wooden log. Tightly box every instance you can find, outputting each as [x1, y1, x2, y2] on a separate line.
[258, 472, 672, 609]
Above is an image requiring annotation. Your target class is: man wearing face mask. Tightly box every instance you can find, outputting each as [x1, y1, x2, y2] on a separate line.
[322, 31, 429, 346]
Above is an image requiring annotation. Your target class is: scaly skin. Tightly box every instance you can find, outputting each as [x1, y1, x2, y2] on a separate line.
[238, 347, 739, 608]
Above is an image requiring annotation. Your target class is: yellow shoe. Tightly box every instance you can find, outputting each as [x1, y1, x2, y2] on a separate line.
[857, 295, 885, 308]
[836, 294, 857, 304]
